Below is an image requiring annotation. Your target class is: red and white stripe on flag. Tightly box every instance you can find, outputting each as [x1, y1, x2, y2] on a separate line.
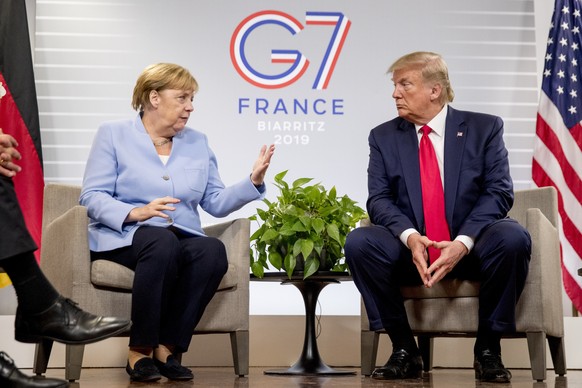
[533, 0, 582, 313]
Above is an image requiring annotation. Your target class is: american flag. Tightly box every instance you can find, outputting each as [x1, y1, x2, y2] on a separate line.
[533, 0, 582, 313]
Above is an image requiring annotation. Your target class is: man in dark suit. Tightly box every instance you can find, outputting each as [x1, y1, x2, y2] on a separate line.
[1, 128, 131, 388]
[345, 52, 531, 383]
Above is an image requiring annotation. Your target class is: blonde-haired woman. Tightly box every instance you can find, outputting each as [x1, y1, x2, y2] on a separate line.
[81, 63, 274, 382]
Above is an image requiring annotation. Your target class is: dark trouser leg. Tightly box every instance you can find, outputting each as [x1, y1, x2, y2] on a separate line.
[345, 225, 420, 351]
[470, 219, 531, 352]
[160, 236, 228, 353]
[93, 226, 182, 348]
[0, 251, 59, 314]
[0, 176, 58, 314]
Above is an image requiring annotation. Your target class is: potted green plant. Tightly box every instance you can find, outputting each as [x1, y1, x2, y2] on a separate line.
[249, 170, 367, 279]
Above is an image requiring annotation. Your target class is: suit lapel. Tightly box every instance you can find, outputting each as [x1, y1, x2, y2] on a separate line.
[398, 120, 425, 230]
[443, 106, 467, 227]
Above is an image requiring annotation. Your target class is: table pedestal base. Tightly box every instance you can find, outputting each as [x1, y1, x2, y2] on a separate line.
[264, 364, 354, 375]
[263, 278, 356, 376]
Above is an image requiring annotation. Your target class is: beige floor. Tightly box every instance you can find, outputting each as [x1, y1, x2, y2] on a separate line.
[28, 366, 580, 388]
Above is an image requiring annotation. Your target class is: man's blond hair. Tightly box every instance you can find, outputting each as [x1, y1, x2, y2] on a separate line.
[388, 51, 454, 104]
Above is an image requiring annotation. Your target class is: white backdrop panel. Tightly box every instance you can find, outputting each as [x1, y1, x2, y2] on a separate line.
[34, 0, 539, 315]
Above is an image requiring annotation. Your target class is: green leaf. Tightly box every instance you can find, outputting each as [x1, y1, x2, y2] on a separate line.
[300, 239, 314, 260]
[274, 170, 288, 183]
[284, 251, 296, 278]
[303, 257, 320, 279]
[278, 222, 296, 236]
[306, 186, 321, 203]
[256, 208, 269, 221]
[328, 186, 337, 201]
[259, 228, 279, 243]
[328, 242, 342, 259]
[326, 223, 341, 244]
[251, 261, 265, 278]
[292, 177, 313, 188]
[292, 239, 303, 258]
[258, 251, 268, 268]
[299, 216, 312, 229]
[268, 251, 283, 270]
[332, 262, 348, 272]
[312, 218, 325, 234]
[250, 225, 265, 241]
[292, 220, 307, 232]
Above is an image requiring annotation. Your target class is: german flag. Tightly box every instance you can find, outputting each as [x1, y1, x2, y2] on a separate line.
[0, 0, 44, 286]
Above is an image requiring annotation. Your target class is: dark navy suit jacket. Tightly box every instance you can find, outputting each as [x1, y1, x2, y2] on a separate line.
[367, 106, 514, 242]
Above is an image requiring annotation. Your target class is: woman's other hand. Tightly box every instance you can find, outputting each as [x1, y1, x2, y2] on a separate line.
[125, 196, 181, 222]
[250, 144, 275, 186]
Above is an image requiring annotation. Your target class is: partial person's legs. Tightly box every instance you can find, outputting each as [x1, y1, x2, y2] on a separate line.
[1, 251, 59, 314]
[471, 219, 531, 382]
[0, 177, 130, 386]
[149, 235, 226, 381]
[0, 351, 69, 388]
[93, 226, 182, 382]
[345, 225, 423, 379]
[1, 251, 131, 345]
[160, 235, 227, 351]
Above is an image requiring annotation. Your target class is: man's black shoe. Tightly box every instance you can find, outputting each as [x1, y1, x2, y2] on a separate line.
[0, 351, 68, 388]
[371, 348, 423, 380]
[14, 295, 131, 345]
[474, 349, 512, 383]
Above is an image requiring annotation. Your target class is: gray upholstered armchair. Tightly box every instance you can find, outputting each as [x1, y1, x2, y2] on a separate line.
[33, 183, 250, 381]
[360, 186, 566, 381]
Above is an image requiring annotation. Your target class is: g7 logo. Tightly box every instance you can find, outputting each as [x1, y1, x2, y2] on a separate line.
[230, 10, 351, 90]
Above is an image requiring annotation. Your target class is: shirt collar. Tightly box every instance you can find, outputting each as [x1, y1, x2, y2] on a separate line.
[415, 104, 448, 137]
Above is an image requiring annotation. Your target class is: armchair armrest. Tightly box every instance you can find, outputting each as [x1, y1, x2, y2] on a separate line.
[42, 183, 82, 227]
[203, 218, 250, 271]
[197, 218, 250, 332]
[517, 207, 563, 335]
[40, 205, 91, 299]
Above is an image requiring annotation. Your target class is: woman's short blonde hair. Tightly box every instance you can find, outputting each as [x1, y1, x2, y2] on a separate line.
[388, 51, 455, 104]
[131, 63, 199, 111]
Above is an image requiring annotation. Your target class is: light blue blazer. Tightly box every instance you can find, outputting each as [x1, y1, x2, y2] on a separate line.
[80, 114, 265, 252]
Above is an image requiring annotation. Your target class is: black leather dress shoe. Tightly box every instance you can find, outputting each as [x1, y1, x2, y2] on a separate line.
[154, 355, 193, 381]
[474, 349, 512, 383]
[371, 348, 423, 380]
[0, 351, 69, 388]
[126, 357, 161, 382]
[14, 295, 131, 345]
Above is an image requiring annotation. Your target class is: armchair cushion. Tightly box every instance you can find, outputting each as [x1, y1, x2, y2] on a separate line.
[401, 279, 479, 299]
[91, 260, 238, 291]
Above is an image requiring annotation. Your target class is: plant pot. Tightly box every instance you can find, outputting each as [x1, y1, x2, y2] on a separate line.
[280, 247, 332, 274]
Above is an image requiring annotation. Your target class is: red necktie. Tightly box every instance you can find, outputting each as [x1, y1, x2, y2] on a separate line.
[419, 125, 450, 264]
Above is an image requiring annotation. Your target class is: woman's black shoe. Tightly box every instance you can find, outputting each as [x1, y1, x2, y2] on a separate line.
[14, 295, 131, 345]
[126, 357, 161, 382]
[154, 355, 194, 381]
[0, 351, 69, 387]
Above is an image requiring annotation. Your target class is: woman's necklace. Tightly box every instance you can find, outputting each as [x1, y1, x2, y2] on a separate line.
[153, 138, 172, 147]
